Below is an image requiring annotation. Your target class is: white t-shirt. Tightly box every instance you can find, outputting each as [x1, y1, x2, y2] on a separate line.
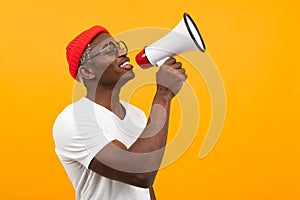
[53, 97, 150, 200]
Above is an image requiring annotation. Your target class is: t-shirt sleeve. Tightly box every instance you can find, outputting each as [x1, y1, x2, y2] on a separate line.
[53, 104, 115, 169]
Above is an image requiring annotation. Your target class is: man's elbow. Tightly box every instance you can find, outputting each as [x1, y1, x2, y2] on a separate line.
[133, 173, 155, 188]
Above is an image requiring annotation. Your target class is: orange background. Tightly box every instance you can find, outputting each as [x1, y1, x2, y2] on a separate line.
[1, 0, 299, 199]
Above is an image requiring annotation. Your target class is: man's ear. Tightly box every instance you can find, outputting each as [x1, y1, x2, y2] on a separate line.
[78, 66, 96, 80]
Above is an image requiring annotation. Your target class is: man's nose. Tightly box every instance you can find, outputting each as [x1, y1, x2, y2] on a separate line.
[117, 48, 127, 57]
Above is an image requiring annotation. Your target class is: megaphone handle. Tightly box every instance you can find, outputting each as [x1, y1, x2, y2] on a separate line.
[156, 57, 170, 67]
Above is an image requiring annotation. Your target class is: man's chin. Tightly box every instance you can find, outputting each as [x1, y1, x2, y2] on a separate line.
[118, 71, 135, 86]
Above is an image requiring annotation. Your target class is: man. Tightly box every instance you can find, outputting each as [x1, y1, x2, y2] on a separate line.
[53, 25, 187, 200]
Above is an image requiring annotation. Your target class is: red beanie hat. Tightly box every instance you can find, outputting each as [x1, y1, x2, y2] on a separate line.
[66, 25, 110, 80]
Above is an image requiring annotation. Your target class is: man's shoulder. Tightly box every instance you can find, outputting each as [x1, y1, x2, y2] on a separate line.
[52, 98, 88, 137]
[54, 104, 73, 123]
[55, 97, 92, 118]
[52, 101, 76, 139]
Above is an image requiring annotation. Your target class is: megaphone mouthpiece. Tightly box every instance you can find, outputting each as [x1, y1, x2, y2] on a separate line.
[135, 49, 153, 69]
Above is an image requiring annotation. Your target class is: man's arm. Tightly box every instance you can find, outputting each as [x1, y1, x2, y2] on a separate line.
[89, 58, 187, 188]
[149, 186, 156, 200]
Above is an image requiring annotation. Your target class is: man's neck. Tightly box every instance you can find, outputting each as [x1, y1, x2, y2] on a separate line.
[86, 85, 125, 119]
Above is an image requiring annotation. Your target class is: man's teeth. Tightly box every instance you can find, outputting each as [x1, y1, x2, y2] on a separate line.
[120, 61, 130, 68]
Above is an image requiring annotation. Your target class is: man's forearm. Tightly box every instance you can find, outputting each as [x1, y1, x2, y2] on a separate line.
[129, 89, 172, 153]
[122, 88, 172, 187]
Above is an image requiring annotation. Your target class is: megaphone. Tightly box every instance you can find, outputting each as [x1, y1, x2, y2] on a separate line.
[135, 13, 206, 68]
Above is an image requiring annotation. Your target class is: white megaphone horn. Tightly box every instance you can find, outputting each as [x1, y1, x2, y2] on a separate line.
[135, 13, 206, 68]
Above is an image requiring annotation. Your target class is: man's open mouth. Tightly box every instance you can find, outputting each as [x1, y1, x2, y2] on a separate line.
[119, 58, 133, 70]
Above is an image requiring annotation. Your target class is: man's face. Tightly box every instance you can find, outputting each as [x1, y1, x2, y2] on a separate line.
[87, 32, 135, 87]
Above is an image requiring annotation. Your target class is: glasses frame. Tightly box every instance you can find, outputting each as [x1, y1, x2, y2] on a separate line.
[80, 40, 128, 66]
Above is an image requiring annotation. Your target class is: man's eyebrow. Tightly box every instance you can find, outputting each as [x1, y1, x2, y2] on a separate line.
[101, 41, 115, 50]
[101, 42, 110, 50]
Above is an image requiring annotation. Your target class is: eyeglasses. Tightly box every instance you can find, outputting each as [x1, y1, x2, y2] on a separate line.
[80, 40, 128, 66]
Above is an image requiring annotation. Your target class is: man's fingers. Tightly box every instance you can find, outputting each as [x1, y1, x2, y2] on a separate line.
[175, 68, 187, 81]
[164, 58, 176, 65]
[163, 58, 182, 70]
[172, 62, 182, 69]
[177, 68, 185, 74]
[182, 73, 188, 80]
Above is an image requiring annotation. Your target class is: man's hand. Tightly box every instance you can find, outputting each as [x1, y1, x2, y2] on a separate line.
[156, 58, 187, 98]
